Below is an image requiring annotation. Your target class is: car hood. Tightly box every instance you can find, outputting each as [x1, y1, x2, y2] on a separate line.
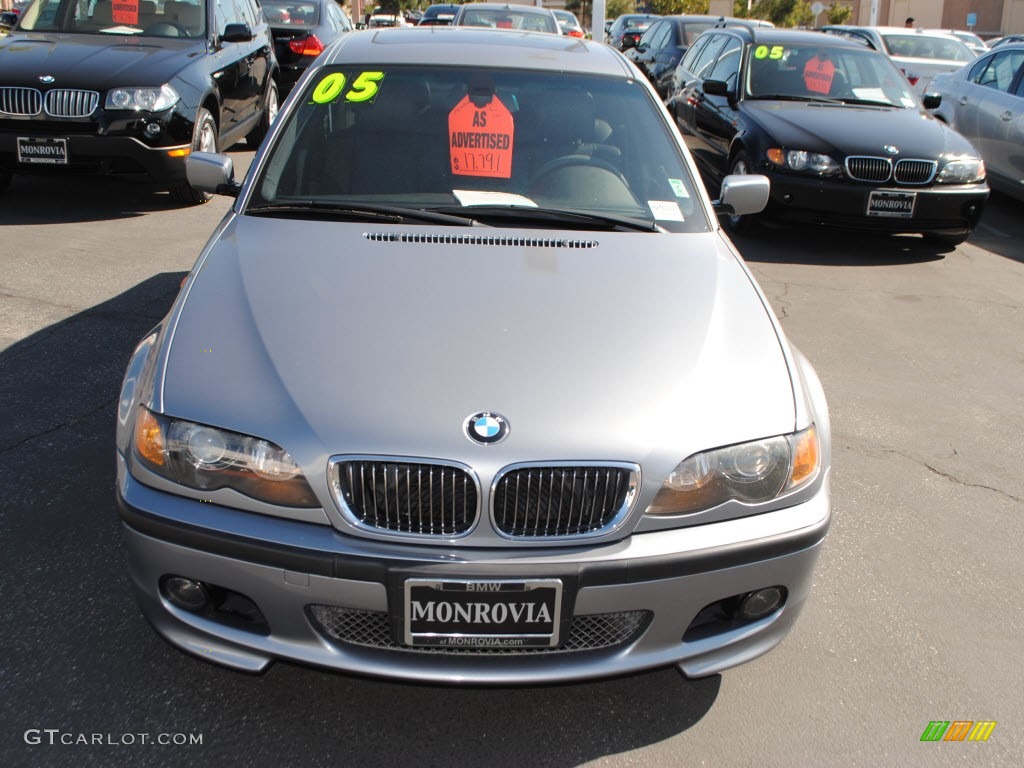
[744, 101, 975, 158]
[0, 33, 203, 88]
[160, 218, 795, 480]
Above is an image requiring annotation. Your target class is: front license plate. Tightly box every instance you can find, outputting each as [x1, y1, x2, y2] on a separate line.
[867, 189, 916, 218]
[17, 136, 68, 165]
[404, 579, 562, 649]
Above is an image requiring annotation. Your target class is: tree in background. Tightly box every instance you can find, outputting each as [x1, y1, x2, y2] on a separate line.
[647, 0, 710, 14]
[825, 1, 852, 24]
[731, 0, 815, 27]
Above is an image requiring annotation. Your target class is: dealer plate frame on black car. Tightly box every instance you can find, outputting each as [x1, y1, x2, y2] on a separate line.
[17, 136, 69, 165]
[866, 189, 916, 218]
[404, 578, 563, 649]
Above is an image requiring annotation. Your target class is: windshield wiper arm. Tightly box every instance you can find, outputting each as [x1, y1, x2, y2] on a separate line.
[754, 94, 844, 104]
[433, 205, 660, 232]
[246, 201, 481, 226]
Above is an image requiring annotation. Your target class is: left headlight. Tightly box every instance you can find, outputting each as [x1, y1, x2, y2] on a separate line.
[936, 156, 985, 184]
[132, 407, 318, 507]
[645, 425, 819, 516]
[766, 148, 842, 177]
[105, 85, 180, 112]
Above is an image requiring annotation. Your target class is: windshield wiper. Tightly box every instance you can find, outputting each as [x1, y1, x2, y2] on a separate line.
[754, 94, 845, 104]
[246, 201, 481, 226]
[433, 205, 660, 232]
[838, 98, 899, 107]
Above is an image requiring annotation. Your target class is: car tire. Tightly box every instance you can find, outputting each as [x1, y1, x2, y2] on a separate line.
[724, 151, 759, 235]
[247, 79, 280, 148]
[170, 108, 217, 205]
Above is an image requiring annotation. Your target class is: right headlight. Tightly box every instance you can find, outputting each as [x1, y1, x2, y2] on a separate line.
[645, 425, 819, 516]
[936, 156, 985, 184]
[132, 407, 318, 507]
[105, 85, 180, 112]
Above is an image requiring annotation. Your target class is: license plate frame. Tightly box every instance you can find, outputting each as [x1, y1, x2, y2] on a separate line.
[866, 189, 916, 218]
[17, 136, 69, 165]
[403, 578, 562, 649]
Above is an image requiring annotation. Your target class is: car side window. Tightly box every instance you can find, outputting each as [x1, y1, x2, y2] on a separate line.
[680, 34, 711, 73]
[690, 33, 728, 80]
[233, 0, 258, 27]
[639, 21, 663, 50]
[707, 37, 742, 87]
[974, 51, 1024, 92]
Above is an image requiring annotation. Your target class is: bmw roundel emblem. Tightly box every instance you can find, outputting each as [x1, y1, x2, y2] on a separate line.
[884, 144, 899, 155]
[39, 75, 56, 84]
[465, 412, 509, 445]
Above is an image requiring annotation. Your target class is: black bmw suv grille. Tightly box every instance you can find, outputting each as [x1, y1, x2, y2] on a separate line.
[335, 460, 478, 535]
[492, 464, 637, 537]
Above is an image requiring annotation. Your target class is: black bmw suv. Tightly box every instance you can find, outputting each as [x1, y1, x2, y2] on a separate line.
[0, 0, 279, 203]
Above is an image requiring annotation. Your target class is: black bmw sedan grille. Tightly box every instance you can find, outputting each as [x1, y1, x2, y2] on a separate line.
[492, 464, 637, 537]
[846, 156, 938, 185]
[334, 460, 478, 535]
[894, 159, 937, 184]
[845, 156, 892, 182]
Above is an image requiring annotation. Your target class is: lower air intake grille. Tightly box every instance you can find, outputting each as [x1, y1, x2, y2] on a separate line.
[333, 459, 478, 535]
[492, 464, 637, 537]
[307, 605, 652, 655]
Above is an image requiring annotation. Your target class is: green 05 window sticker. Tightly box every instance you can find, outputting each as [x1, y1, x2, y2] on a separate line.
[753, 45, 785, 60]
[311, 71, 386, 104]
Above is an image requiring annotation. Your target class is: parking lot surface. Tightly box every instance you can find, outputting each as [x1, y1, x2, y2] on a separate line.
[1, 154, 1021, 766]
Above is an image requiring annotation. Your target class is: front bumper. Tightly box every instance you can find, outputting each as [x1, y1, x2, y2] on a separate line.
[117, 458, 831, 685]
[762, 172, 988, 235]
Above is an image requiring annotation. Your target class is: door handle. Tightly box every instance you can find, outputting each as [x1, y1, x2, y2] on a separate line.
[1002, 111, 1013, 122]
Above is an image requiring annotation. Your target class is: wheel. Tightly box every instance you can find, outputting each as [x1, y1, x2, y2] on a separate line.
[530, 155, 629, 189]
[247, 79, 280, 148]
[169, 108, 217, 205]
[528, 155, 637, 209]
[723, 150, 759, 235]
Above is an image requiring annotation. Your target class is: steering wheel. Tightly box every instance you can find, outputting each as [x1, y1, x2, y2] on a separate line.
[529, 155, 630, 189]
[143, 22, 190, 38]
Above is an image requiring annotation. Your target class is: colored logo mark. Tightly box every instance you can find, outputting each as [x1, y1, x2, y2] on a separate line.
[920, 720, 996, 742]
[465, 412, 509, 445]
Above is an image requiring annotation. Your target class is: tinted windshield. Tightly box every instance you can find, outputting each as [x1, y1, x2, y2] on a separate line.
[747, 43, 918, 107]
[262, 1, 318, 25]
[881, 33, 974, 61]
[20, 0, 208, 38]
[458, 8, 558, 34]
[251, 65, 708, 232]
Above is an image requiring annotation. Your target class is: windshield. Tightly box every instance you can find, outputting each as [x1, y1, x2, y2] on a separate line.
[747, 43, 918, 107]
[262, 1, 318, 26]
[881, 33, 974, 61]
[20, 0, 208, 38]
[457, 8, 558, 34]
[250, 65, 708, 233]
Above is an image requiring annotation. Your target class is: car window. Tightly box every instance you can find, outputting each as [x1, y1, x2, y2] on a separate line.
[707, 38, 742, 87]
[883, 34, 973, 62]
[263, 1, 318, 25]
[251, 65, 709, 233]
[680, 22, 712, 46]
[646, 21, 671, 51]
[20, 0, 208, 37]
[679, 33, 711, 74]
[972, 50, 1024, 92]
[638, 21, 663, 50]
[746, 42, 916, 106]
[689, 33, 728, 80]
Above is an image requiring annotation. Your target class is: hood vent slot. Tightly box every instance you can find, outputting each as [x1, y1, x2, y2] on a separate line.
[364, 233, 598, 249]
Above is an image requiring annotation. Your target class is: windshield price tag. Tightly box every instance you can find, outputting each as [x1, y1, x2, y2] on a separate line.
[448, 94, 514, 179]
[112, 0, 140, 26]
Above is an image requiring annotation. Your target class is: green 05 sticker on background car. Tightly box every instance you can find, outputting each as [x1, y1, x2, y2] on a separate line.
[311, 71, 386, 104]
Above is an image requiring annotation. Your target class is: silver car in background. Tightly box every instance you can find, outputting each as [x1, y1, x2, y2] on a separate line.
[115, 27, 831, 685]
[929, 43, 1024, 201]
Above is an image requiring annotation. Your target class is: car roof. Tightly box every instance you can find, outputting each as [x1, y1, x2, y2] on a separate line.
[321, 27, 630, 76]
[713, 26, 866, 48]
[457, 2, 554, 11]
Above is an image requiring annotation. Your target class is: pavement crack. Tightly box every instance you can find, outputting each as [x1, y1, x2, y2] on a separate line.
[0, 396, 118, 456]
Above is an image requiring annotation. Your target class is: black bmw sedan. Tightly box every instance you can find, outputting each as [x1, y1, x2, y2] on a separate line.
[0, 0, 279, 203]
[669, 23, 989, 245]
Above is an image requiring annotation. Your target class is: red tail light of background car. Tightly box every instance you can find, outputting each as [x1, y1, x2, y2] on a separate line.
[289, 34, 325, 57]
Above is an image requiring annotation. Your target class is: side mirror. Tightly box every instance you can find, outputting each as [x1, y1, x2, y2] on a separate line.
[702, 79, 729, 96]
[621, 36, 639, 50]
[922, 93, 942, 109]
[714, 174, 769, 217]
[222, 23, 254, 43]
[186, 152, 240, 197]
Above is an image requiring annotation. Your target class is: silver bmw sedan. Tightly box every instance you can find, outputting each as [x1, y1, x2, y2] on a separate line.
[115, 26, 831, 684]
